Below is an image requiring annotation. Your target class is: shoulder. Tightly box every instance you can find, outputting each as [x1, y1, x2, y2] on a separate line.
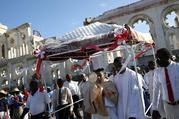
[63, 87, 71, 94]
[63, 87, 70, 91]
[155, 67, 163, 73]
[126, 68, 137, 76]
[172, 61, 179, 67]
[72, 81, 78, 85]
[18, 94, 23, 99]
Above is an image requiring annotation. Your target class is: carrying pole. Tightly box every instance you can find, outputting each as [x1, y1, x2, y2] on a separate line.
[131, 45, 146, 117]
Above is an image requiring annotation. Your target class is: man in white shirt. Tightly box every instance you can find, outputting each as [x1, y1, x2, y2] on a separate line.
[113, 57, 145, 119]
[144, 61, 166, 118]
[21, 80, 50, 119]
[78, 73, 88, 92]
[52, 78, 73, 119]
[152, 48, 179, 119]
[64, 74, 82, 119]
[144, 61, 155, 100]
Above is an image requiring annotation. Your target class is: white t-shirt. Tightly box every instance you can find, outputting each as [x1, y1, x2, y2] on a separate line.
[25, 89, 50, 115]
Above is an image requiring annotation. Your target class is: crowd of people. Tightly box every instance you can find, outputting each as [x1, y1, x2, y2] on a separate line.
[0, 48, 179, 119]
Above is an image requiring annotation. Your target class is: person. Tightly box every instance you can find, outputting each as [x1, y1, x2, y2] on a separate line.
[7, 91, 14, 119]
[11, 88, 24, 119]
[113, 57, 145, 119]
[64, 74, 82, 119]
[22, 86, 30, 102]
[21, 80, 50, 119]
[95, 69, 118, 119]
[78, 73, 92, 119]
[47, 87, 53, 102]
[52, 78, 73, 119]
[152, 48, 179, 119]
[0, 89, 8, 119]
[144, 61, 156, 101]
[78, 73, 88, 91]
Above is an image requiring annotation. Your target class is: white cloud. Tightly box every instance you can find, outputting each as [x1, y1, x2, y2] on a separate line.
[99, 3, 107, 7]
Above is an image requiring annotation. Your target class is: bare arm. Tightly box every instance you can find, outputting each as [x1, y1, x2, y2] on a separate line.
[5, 105, 8, 116]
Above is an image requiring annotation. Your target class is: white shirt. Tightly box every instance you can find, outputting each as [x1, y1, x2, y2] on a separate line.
[153, 61, 179, 110]
[52, 87, 73, 112]
[64, 81, 81, 97]
[114, 68, 145, 119]
[25, 89, 50, 115]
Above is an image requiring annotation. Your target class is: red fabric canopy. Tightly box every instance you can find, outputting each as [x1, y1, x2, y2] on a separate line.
[42, 22, 153, 61]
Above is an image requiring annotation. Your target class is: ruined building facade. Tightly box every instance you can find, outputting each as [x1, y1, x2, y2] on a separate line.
[0, 0, 179, 89]
[86, 0, 179, 64]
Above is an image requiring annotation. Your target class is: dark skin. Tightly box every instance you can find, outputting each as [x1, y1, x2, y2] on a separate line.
[96, 71, 105, 84]
[21, 81, 49, 119]
[113, 57, 126, 74]
[56, 79, 73, 116]
[81, 74, 86, 82]
[66, 74, 72, 82]
[113, 57, 136, 119]
[148, 62, 156, 70]
[152, 50, 171, 119]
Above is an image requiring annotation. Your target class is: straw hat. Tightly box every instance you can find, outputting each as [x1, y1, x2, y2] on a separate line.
[12, 88, 20, 93]
[88, 72, 97, 83]
[0, 89, 7, 95]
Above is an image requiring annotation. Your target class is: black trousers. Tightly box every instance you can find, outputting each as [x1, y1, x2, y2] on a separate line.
[57, 104, 74, 119]
[72, 95, 82, 119]
[31, 112, 48, 119]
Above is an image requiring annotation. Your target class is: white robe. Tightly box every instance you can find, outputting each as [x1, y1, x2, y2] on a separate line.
[114, 68, 145, 119]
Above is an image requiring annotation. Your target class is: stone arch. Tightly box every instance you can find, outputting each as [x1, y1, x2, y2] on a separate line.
[1, 44, 5, 58]
[128, 14, 154, 29]
[161, 4, 179, 28]
[128, 14, 156, 42]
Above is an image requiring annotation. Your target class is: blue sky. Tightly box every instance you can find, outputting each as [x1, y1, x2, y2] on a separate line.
[0, 0, 141, 38]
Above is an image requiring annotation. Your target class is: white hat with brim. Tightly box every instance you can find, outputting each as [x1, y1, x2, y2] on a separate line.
[12, 88, 20, 93]
[0, 89, 7, 95]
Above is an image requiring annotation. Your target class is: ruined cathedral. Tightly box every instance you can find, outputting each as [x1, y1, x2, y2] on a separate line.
[0, 0, 179, 89]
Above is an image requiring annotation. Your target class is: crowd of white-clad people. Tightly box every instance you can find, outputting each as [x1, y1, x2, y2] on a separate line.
[0, 48, 179, 119]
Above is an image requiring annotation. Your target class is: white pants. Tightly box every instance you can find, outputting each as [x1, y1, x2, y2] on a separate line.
[0, 111, 6, 119]
[164, 102, 179, 119]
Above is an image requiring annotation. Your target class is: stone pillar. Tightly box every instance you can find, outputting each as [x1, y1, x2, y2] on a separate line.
[7, 63, 12, 89]
[175, 10, 179, 27]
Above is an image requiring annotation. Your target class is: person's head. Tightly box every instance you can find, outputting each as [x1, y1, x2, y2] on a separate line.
[54, 83, 59, 89]
[144, 66, 149, 73]
[22, 86, 27, 93]
[80, 73, 87, 81]
[29, 80, 39, 93]
[47, 87, 51, 93]
[136, 66, 141, 72]
[66, 74, 72, 82]
[113, 57, 125, 73]
[96, 70, 105, 84]
[156, 48, 172, 67]
[12, 88, 20, 96]
[148, 61, 155, 70]
[172, 55, 176, 61]
[57, 79, 64, 88]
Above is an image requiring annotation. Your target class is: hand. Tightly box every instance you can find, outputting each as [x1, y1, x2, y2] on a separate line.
[152, 110, 161, 119]
[129, 117, 136, 119]
[70, 111, 73, 116]
[44, 111, 49, 117]
[51, 113, 55, 117]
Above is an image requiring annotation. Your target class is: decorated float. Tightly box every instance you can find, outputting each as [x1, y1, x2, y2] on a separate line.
[34, 22, 155, 118]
